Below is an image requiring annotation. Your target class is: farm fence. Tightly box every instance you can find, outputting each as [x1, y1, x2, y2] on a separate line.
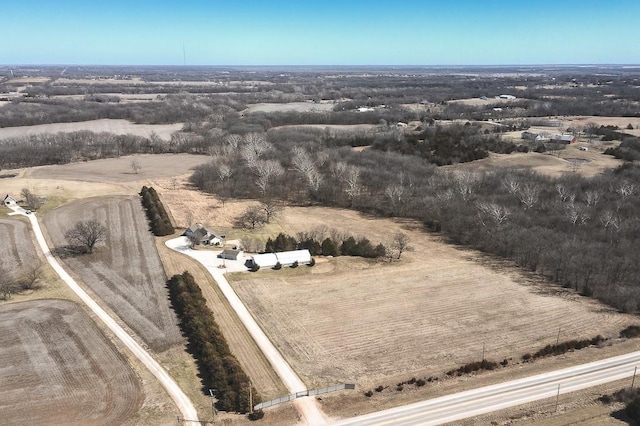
[254, 383, 355, 410]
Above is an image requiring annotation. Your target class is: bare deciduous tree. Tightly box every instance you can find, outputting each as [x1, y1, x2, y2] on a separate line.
[255, 160, 284, 195]
[390, 232, 412, 260]
[517, 183, 540, 210]
[453, 170, 480, 202]
[261, 199, 281, 224]
[0, 265, 19, 300]
[237, 206, 266, 230]
[21, 188, 43, 211]
[20, 263, 43, 290]
[477, 202, 510, 226]
[65, 220, 107, 254]
[130, 159, 141, 174]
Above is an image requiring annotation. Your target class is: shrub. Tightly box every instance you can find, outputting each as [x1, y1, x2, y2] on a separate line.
[364, 390, 373, 397]
[522, 353, 532, 361]
[290, 260, 299, 268]
[396, 385, 404, 391]
[250, 264, 260, 272]
[375, 385, 384, 393]
[248, 410, 264, 421]
[307, 257, 316, 267]
[272, 262, 282, 270]
[415, 378, 426, 387]
[620, 325, 640, 339]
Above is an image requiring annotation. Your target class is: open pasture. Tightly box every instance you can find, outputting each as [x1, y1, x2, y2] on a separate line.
[42, 195, 183, 352]
[229, 207, 637, 389]
[0, 299, 143, 425]
[0, 118, 182, 140]
[26, 153, 211, 183]
[243, 101, 335, 114]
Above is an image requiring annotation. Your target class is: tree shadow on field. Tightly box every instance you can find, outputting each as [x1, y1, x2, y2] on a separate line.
[51, 245, 89, 258]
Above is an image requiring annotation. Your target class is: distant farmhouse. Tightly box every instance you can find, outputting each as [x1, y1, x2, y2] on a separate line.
[3, 195, 17, 207]
[550, 134, 577, 144]
[498, 94, 517, 100]
[183, 223, 224, 246]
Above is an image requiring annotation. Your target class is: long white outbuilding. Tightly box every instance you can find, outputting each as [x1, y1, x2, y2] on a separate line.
[249, 249, 312, 268]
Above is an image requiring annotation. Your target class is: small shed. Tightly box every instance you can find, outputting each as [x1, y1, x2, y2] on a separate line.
[3, 195, 17, 206]
[219, 249, 244, 261]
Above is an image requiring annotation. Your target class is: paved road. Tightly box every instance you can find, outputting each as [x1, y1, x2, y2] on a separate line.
[331, 350, 640, 425]
[167, 238, 326, 425]
[21, 211, 199, 423]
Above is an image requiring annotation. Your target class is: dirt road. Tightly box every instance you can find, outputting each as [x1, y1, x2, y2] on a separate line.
[166, 237, 326, 425]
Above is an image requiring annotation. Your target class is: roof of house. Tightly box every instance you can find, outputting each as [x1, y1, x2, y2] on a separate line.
[551, 134, 576, 142]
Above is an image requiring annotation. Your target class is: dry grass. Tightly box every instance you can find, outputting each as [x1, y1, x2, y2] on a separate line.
[243, 102, 335, 114]
[42, 195, 183, 352]
[26, 153, 211, 183]
[0, 118, 183, 140]
[444, 145, 623, 178]
[226, 207, 637, 395]
[0, 299, 143, 425]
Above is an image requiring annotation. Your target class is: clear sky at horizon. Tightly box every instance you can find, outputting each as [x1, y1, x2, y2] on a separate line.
[2, 0, 638, 66]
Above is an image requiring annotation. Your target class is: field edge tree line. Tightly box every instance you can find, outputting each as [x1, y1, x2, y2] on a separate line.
[166, 271, 259, 414]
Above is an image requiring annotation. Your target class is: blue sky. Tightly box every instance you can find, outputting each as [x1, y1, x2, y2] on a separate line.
[2, 0, 638, 65]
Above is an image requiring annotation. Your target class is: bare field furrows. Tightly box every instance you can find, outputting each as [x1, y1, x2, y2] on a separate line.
[0, 299, 142, 425]
[42, 196, 183, 352]
[0, 218, 39, 275]
[230, 207, 637, 389]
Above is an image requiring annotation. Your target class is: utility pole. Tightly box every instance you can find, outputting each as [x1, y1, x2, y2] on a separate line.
[209, 389, 217, 424]
[482, 342, 485, 361]
[632, 366, 638, 390]
[556, 327, 561, 346]
[555, 384, 561, 412]
[249, 381, 253, 414]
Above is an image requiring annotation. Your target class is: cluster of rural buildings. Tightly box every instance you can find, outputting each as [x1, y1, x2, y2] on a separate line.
[521, 132, 577, 144]
[182, 223, 313, 268]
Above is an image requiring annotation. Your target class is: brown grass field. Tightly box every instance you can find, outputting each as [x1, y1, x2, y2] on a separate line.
[243, 101, 336, 114]
[42, 195, 183, 352]
[0, 299, 143, 425]
[26, 153, 211, 183]
[226, 207, 637, 395]
[0, 118, 183, 141]
[444, 145, 623, 178]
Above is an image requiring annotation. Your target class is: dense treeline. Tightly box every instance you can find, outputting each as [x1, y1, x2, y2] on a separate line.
[0, 93, 242, 127]
[139, 186, 174, 236]
[167, 272, 258, 413]
[191, 125, 640, 313]
[372, 123, 524, 165]
[265, 232, 386, 258]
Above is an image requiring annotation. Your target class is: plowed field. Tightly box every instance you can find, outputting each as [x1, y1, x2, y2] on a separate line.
[0, 299, 142, 425]
[42, 195, 183, 351]
[0, 218, 39, 276]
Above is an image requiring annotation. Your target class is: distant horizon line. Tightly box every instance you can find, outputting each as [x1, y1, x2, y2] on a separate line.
[2, 63, 640, 68]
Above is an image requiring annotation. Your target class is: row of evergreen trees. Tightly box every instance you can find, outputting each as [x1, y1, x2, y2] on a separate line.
[167, 272, 258, 413]
[265, 232, 386, 258]
[139, 186, 174, 236]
